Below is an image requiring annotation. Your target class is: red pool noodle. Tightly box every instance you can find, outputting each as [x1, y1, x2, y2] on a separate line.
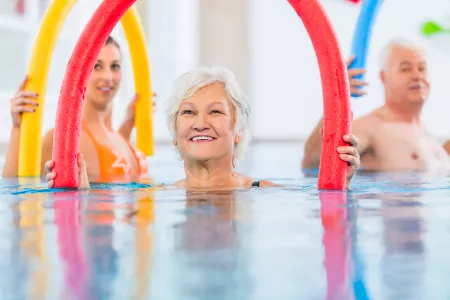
[52, 0, 136, 188]
[287, 0, 352, 190]
[54, 192, 87, 299]
[319, 191, 352, 299]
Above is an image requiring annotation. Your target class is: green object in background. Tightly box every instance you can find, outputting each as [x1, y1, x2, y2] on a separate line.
[421, 20, 450, 36]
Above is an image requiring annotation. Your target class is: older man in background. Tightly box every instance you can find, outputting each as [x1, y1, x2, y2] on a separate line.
[302, 38, 450, 173]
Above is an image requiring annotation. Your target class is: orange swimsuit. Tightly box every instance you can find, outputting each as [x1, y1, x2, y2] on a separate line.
[82, 122, 149, 183]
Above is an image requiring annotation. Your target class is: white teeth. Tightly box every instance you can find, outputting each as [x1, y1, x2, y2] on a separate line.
[99, 87, 112, 91]
[192, 136, 213, 141]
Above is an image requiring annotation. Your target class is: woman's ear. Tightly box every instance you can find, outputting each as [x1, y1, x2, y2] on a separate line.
[235, 129, 243, 144]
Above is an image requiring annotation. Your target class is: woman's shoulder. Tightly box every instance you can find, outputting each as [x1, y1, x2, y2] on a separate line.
[168, 176, 277, 189]
[253, 179, 277, 187]
[238, 174, 277, 188]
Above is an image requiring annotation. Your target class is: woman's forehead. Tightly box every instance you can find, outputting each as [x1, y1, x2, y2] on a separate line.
[187, 83, 227, 100]
[98, 45, 122, 60]
[181, 95, 232, 110]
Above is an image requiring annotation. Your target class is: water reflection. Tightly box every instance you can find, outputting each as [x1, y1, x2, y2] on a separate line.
[174, 189, 251, 300]
[53, 190, 87, 300]
[18, 178, 47, 299]
[318, 176, 428, 300]
[320, 191, 353, 300]
[53, 187, 155, 299]
[319, 190, 374, 300]
[130, 189, 155, 300]
[178, 190, 238, 249]
[0, 171, 439, 299]
[355, 174, 428, 299]
[380, 192, 425, 300]
[84, 190, 118, 300]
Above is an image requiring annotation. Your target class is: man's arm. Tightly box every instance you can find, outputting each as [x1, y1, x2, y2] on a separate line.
[350, 117, 373, 158]
[302, 118, 323, 169]
[302, 116, 373, 169]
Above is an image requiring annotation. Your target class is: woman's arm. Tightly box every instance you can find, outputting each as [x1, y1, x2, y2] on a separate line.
[3, 77, 39, 177]
[118, 119, 134, 141]
[118, 93, 156, 141]
[40, 129, 54, 175]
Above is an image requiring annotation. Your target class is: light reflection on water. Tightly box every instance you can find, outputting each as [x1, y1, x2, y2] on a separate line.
[0, 143, 449, 299]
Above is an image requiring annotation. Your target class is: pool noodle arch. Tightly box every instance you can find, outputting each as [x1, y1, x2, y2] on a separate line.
[288, 0, 352, 190]
[51, 0, 351, 189]
[18, 0, 154, 177]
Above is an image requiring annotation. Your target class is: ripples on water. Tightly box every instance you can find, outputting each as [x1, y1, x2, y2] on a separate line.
[1, 144, 450, 299]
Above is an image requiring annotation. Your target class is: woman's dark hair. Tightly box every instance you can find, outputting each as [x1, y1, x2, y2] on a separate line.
[105, 36, 121, 53]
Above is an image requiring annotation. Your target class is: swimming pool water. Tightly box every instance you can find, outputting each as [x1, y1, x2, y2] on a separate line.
[0, 142, 450, 299]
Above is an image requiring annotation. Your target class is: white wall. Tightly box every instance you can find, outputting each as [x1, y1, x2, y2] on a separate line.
[198, 0, 249, 92]
[146, 0, 199, 141]
[248, 0, 450, 140]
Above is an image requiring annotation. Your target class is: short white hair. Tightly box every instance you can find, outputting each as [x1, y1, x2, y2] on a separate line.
[166, 66, 251, 167]
[378, 38, 426, 71]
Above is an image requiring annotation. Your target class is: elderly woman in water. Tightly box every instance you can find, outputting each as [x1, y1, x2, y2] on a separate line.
[45, 66, 360, 189]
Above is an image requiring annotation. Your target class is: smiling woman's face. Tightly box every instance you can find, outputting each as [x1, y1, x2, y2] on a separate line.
[174, 82, 239, 165]
[85, 44, 122, 110]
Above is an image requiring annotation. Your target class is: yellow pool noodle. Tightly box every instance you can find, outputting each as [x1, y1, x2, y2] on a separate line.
[121, 6, 154, 156]
[18, 0, 78, 177]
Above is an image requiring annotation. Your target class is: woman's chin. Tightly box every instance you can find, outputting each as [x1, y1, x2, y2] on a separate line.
[184, 154, 216, 165]
[90, 97, 114, 109]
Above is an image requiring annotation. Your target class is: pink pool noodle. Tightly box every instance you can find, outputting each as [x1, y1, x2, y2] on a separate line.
[54, 192, 87, 299]
[320, 192, 352, 299]
[52, 0, 136, 188]
[287, 0, 352, 190]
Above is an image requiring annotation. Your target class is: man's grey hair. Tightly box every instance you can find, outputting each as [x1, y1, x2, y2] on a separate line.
[378, 38, 426, 71]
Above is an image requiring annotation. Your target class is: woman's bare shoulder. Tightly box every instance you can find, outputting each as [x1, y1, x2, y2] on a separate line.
[258, 180, 277, 187]
[238, 173, 277, 188]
